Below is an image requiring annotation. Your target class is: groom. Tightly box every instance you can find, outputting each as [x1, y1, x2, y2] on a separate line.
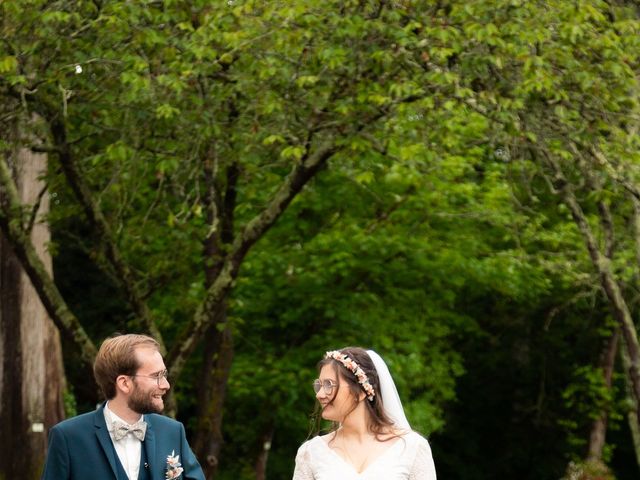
[42, 334, 205, 480]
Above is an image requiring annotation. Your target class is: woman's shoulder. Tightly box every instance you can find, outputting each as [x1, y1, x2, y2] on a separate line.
[297, 434, 331, 454]
[402, 431, 437, 476]
[399, 430, 432, 449]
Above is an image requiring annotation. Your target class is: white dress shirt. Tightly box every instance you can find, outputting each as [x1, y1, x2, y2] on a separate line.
[104, 402, 144, 480]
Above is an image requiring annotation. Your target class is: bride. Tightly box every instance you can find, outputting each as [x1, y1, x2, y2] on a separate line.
[293, 347, 437, 479]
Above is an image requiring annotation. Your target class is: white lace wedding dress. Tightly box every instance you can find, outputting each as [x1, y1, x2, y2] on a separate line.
[292, 431, 437, 480]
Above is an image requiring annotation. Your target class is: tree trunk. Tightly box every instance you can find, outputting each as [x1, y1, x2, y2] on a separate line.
[254, 423, 275, 480]
[546, 156, 640, 426]
[587, 329, 620, 461]
[571, 210, 640, 424]
[621, 338, 640, 471]
[0, 146, 65, 479]
[166, 140, 337, 379]
[193, 314, 234, 480]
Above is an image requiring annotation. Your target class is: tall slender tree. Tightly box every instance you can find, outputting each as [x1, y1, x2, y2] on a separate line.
[0, 121, 65, 478]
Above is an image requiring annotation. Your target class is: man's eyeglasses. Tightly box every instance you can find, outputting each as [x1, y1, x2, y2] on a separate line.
[313, 379, 338, 395]
[131, 369, 169, 386]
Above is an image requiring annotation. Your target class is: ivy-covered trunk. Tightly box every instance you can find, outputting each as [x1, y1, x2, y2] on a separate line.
[547, 155, 640, 430]
[587, 329, 619, 461]
[621, 341, 640, 471]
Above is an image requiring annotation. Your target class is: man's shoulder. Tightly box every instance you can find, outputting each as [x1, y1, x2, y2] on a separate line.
[51, 408, 99, 432]
[146, 413, 183, 429]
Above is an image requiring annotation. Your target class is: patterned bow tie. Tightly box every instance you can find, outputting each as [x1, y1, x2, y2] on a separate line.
[112, 420, 147, 441]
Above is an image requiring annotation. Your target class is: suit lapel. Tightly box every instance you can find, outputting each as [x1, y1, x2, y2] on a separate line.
[93, 405, 120, 479]
[143, 416, 157, 479]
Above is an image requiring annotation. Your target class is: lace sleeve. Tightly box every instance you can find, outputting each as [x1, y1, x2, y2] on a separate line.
[292, 443, 314, 480]
[409, 437, 437, 480]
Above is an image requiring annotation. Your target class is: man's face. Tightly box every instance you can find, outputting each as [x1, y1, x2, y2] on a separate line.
[128, 347, 170, 414]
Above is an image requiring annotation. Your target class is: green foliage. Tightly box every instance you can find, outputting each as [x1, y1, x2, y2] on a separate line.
[561, 363, 625, 456]
[62, 388, 78, 419]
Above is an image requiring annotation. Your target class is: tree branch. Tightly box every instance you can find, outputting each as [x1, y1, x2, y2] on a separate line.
[45, 112, 166, 352]
[590, 147, 640, 202]
[166, 138, 338, 376]
[632, 195, 640, 277]
[575, 146, 616, 259]
[25, 183, 48, 236]
[0, 156, 97, 366]
[542, 150, 640, 420]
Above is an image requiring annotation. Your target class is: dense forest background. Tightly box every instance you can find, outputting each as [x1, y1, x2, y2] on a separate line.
[2, 0, 640, 479]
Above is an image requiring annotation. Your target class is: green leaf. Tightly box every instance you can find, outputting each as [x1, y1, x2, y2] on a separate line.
[0, 56, 18, 73]
[280, 145, 305, 161]
[155, 104, 181, 119]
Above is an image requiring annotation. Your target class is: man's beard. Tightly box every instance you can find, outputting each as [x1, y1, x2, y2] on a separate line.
[128, 381, 163, 414]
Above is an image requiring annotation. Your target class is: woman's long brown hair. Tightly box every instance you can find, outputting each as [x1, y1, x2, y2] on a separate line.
[310, 347, 403, 443]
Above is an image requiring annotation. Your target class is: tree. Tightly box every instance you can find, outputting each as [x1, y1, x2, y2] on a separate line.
[0, 122, 65, 478]
[449, 0, 640, 472]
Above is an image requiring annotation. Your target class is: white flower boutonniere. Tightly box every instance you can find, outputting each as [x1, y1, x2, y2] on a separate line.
[166, 450, 184, 479]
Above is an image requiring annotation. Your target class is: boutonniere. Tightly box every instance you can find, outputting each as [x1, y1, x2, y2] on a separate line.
[165, 450, 184, 479]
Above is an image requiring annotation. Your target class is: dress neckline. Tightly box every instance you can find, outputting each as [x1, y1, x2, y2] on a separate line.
[318, 432, 408, 475]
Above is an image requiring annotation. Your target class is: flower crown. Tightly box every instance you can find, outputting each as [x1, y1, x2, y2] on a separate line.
[325, 350, 376, 401]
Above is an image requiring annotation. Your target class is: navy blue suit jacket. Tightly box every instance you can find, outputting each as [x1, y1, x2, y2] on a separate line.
[41, 404, 205, 480]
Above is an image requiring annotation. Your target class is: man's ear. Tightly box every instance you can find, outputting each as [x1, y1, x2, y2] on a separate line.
[115, 375, 133, 395]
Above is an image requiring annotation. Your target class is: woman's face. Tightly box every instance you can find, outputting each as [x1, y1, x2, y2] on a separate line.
[316, 364, 357, 422]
